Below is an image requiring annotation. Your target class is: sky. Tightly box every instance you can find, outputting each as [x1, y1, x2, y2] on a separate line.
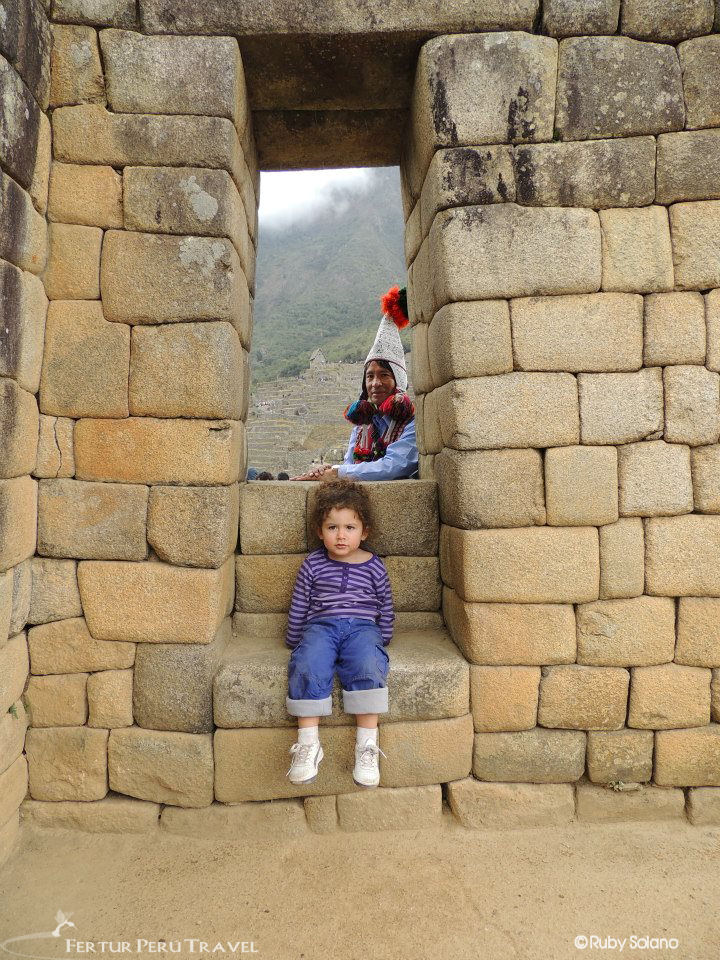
[257, 168, 374, 229]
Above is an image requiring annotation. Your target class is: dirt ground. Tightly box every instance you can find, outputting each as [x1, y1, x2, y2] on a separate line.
[1, 811, 719, 960]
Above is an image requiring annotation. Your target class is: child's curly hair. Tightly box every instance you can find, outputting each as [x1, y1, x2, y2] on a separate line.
[311, 477, 374, 537]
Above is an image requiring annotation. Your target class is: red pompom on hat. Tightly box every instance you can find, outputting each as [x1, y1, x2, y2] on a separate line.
[380, 285, 410, 329]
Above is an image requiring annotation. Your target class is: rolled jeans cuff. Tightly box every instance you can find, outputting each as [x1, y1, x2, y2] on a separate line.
[286, 694, 333, 717]
[342, 686, 388, 714]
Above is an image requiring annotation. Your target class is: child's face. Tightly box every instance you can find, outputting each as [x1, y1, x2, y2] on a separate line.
[318, 507, 367, 560]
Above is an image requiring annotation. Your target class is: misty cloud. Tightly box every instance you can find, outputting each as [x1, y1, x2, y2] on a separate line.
[258, 168, 376, 230]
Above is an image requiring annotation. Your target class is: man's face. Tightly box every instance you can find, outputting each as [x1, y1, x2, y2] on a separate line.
[365, 361, 395, 406]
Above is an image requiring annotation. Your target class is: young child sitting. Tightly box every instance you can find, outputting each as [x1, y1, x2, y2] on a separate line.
[285, 477, 394, 788]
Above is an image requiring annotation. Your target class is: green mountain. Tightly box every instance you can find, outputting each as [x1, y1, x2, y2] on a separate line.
[251, 167, 408, 382]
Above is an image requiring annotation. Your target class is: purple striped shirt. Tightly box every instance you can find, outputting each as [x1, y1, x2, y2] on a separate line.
[286, 547, 394, 648]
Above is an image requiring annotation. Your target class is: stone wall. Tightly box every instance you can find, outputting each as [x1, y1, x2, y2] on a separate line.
[0, 0, 52, 866]
[406, 6, 720, 822]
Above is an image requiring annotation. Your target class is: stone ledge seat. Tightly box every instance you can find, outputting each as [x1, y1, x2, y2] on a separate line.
[213, 626, 470, 728]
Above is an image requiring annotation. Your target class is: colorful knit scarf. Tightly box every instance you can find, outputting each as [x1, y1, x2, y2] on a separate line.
[343, 390, 415, 463]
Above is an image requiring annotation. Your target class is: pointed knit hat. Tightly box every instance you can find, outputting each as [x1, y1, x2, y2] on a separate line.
[364, 285, 410, 392]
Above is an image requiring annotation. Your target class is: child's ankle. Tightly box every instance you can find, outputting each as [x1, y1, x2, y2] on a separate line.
[298, 725, 319, 744]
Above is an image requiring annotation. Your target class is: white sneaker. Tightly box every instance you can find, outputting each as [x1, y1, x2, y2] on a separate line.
[353, 738, 386, 788]
[287, 740, 324, 785]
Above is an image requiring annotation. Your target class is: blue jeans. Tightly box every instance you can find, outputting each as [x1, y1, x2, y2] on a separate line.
[286, 617, 390, 717]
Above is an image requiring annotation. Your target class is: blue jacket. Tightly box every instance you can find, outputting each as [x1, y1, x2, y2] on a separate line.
[337, 417, 419, 481]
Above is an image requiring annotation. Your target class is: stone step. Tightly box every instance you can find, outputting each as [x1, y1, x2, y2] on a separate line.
[213, 626, 469, 728]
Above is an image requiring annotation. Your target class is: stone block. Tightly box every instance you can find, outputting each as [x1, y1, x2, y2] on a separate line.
[434, 448, 545, 529]
[74, 417, 244, 486]
[52, 0, 136, 27]
[123, 167, 251, 277]
[670, 200, 720, 291]
[618, 440, 693, 516]
[383, 557, 441, 611]
[337, 784, 442, 832]
[555, 37, 684, 140]
[308, 480, 439, 557]
[40, 300, 130, 418]
[687, 787, 720, 825]
[542, 0, 620, 36]
[600, 206, 674, 294]
[34, 416, 75, 480]
[214, 715, 473, 801]
[512, 293, 643, 373]
[133, 619, 230, 734]
[514, 138, 655, 209]
[101, 231, 250, 347]
[48, 163, 123, 228]
[147, 484, 239, 569]
[161, 800, 306, 839]
[679, 35, 720, 129]
[0, 378, 38, 479]
[470, 666, 540, 732]
[44, 223, 102, 300]
[711, 671, 719, 721]
[657, 130, 720, 204]
[25, 673, 88, 727]
[577, 783, 685, 822]
[677, 598, 720, 667]
[78, 556, 234, 644]
[709, 290, 720, 372]
[664, 365, 720, 446]
[100, 31, 245, 127]
[644, 291, 706, 365]
[0, 633, 28, 714]
[409, 33, 557, 195]
[235, 554, 305, 613]
[426, 300, 513, 387]
[629, 663, 711, 728]
[439, 373, 580, 450]
[29, 112, 51, 217]
[443, 588, 576, 665]
[0, 53, 41, 190]
[578, 368, 664, 444]
[430, 205, 601, 308]
[0, 698, 28, 776]
[304, 796, 337, 834]
[599, 518, 645, 600]
[49, 24, 105, 107]
[52, 107, 245, 191]
[447, 779, 575, 829]
[25, 726, 108, 800]
[404, 201, 421, 266]
[239, 481, 309, 554]
[129, 322, 243, 419]
[621, 0, 714, 40]
[108, 727, 213, 807]
[28, 617, 134, 674]
[0, 812, 19, 865]
[449, 526, 599, 604]
[692, 445, 720, 513]
[0, 571, 10, 644]
[28, 558, 82, 626]
[419, 146, 515, 238]
[0, 476, 37, 572]
[37, 478, 148, 562]
[0, 263, 48, 394]
[474, 727, 585, 782]
[646, 515, 720, 596]
[8, 560, 31, 635]
[655, 724, 720, 785]
[410, 323, 432, 395]
[0, 0, 51, 109]
[22, 795, 160, 833]
[418, 387, 444, 454]
[216, 628, 468, 728]
[545, 445, 618, 526]
[576, 596, 676, 667]
[538, 665, 629, 730]
[87, 669, 133, 728]
[0, 755, 27, 829]
[0, 169, 48, 273]
[587, 729, 654, 783]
